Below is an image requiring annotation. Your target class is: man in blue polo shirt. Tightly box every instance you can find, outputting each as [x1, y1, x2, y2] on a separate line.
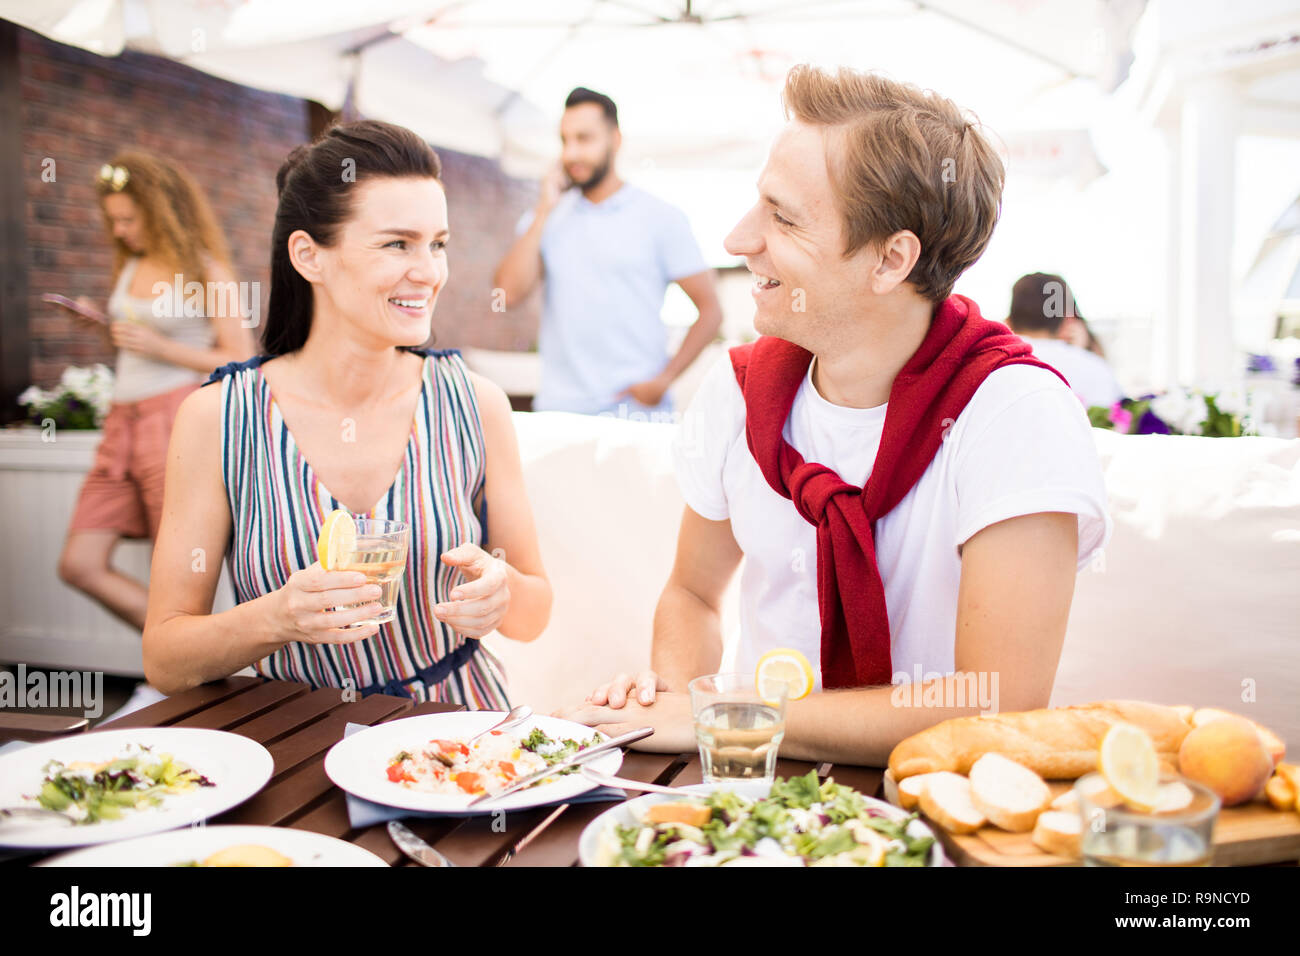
[494, 87, 723, 417]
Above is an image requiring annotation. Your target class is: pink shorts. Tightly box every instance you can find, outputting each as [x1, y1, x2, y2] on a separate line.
[67, 382, 199, 540]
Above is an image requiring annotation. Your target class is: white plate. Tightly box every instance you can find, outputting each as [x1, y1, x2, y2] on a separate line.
[0, 728, 273, 849]
[578, 779, 949, 867]
[324, 711, 622, 815]
[38, 824, 387, 867]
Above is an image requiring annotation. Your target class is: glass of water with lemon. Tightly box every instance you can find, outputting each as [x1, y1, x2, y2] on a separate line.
[1078, 722, 1221, 866]
[317, 510, 410, 628]
[688, 649, 813, 783]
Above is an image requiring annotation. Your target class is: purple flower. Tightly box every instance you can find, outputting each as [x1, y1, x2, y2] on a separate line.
[1135, 409, 1171, 435]
[1293, 358, 1300, 388]
[1247, 354, 1276, 374]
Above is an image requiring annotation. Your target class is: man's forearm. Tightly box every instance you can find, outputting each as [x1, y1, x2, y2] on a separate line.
[781, 674, 997, 766]
[659, 305, 722, 386]
[650, 582, 723, 691]
[493, 209, 549, 307]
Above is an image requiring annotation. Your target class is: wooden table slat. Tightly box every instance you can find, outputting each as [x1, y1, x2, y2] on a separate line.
[93, 677, 262, 730]
[265, 694, 413, 780]
[171, 679, 310, 731]
[213, 759, 339, 828]
[231, 687, 360, 745]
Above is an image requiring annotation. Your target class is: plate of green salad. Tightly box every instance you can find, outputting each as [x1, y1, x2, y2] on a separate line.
[0, 728, 273, 848]
[580, 771, 948, 867]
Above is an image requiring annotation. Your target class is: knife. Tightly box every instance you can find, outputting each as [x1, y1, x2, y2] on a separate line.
[387, 820, 457, 867]
[467, 726, 654, 807]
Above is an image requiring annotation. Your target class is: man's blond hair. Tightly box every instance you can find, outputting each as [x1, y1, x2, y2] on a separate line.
[782, 65, 1004, 302]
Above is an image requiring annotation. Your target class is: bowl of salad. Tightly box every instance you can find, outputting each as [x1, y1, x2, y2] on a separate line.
[579, 770, 947, 867]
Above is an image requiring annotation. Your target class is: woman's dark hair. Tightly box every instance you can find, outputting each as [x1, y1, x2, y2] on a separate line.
[264, 120, 442, 356]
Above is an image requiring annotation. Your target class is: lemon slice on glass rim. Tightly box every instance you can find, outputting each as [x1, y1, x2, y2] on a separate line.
[317, 509, 357, 571]
[1098, 722, 1161, 813]
[755, 648, 815, 704]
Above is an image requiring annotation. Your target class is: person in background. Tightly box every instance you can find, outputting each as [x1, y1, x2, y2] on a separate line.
[57, 152, 255, 715]
[493, 87, 723, 418]
[1059, 311, 1107, 359]
[143, 121, 551, 708]
[1006, 273, 1123, 408]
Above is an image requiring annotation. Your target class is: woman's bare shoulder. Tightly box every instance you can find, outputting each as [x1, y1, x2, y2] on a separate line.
[465, 369, 511, 423]
[174, 380, 224, 436]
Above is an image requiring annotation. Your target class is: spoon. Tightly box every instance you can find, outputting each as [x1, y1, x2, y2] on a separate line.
[466, 705, 533, 746]
[0, 806, 74, 827]
[580, 765, 696, 797]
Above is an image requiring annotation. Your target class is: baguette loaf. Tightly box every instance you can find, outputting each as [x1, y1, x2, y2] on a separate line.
[888, 700, 1192, 782]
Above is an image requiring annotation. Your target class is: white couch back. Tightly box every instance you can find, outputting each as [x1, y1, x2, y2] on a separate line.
[486, 414, 1300, 752]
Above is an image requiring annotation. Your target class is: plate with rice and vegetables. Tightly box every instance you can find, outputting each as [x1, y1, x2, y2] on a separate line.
[324, 712, 622, 814]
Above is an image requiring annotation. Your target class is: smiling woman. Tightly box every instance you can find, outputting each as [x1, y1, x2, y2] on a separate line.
[141, 121, 553, 709]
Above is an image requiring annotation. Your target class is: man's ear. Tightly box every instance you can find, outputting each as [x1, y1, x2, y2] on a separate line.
[870, 230, 922, 295]
[287, 229, 324, 284]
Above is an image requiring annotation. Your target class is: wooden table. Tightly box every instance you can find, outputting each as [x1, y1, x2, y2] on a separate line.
[5, 676, 884, 867]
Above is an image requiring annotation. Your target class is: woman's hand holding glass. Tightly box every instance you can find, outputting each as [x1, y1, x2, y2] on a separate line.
[275, 563, 384, 644]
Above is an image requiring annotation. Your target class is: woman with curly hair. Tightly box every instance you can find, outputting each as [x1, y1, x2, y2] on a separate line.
[58, 152, 255, 653]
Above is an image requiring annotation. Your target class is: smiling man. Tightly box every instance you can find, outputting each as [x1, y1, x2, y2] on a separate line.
[558, 66, 1112, 764]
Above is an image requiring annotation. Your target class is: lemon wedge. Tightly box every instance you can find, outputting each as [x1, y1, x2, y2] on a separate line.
[317, 509, 356, 571]
[1099, 723, 1160, 812]
[755, 648, 814, 703]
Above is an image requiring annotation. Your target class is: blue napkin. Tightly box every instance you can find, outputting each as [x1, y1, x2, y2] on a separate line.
[341, 722, 627, 827]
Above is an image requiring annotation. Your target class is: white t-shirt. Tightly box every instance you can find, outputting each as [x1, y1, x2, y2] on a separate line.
[672, 354, 1113, 690]
[1018, 336, 1124, 410]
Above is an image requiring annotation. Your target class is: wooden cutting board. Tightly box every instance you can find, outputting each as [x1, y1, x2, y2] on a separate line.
[882, 771, 1300, 867]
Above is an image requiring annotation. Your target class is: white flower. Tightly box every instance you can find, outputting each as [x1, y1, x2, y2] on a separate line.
[1180, 394, 1209, 435]
[17, 386, 47, 408]
[1213, 387, 1248, 419]
[1151, 389, 1189, 432]
[60, 366, 93, 394]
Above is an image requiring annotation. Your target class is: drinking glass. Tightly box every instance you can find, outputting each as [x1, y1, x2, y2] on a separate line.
[688, 673, 788, 783]
[1076, 772, 1220, 867]
[335, 519, 409, 628]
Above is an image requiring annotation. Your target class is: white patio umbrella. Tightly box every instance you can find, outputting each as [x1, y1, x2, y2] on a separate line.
[404, 0, 1142, 175]
[2, 0, 1136, 178]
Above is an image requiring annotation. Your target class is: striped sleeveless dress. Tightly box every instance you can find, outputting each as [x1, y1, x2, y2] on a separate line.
[210, 347, 511, 709]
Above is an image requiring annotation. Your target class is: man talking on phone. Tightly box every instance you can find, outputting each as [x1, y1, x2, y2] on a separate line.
[493, 87, 722, 418]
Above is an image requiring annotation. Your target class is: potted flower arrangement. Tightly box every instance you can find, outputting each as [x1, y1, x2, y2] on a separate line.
[16, 365, 114, 430]
[1088, 386, 1256, 437]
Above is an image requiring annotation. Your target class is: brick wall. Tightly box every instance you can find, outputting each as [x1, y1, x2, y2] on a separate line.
[436, 149, 542, 353]
[16, 28, 540, 391]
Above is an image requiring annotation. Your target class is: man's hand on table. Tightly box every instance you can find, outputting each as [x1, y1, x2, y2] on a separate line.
[553, 688, 694, 754]
[587, 669, 668, 707]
